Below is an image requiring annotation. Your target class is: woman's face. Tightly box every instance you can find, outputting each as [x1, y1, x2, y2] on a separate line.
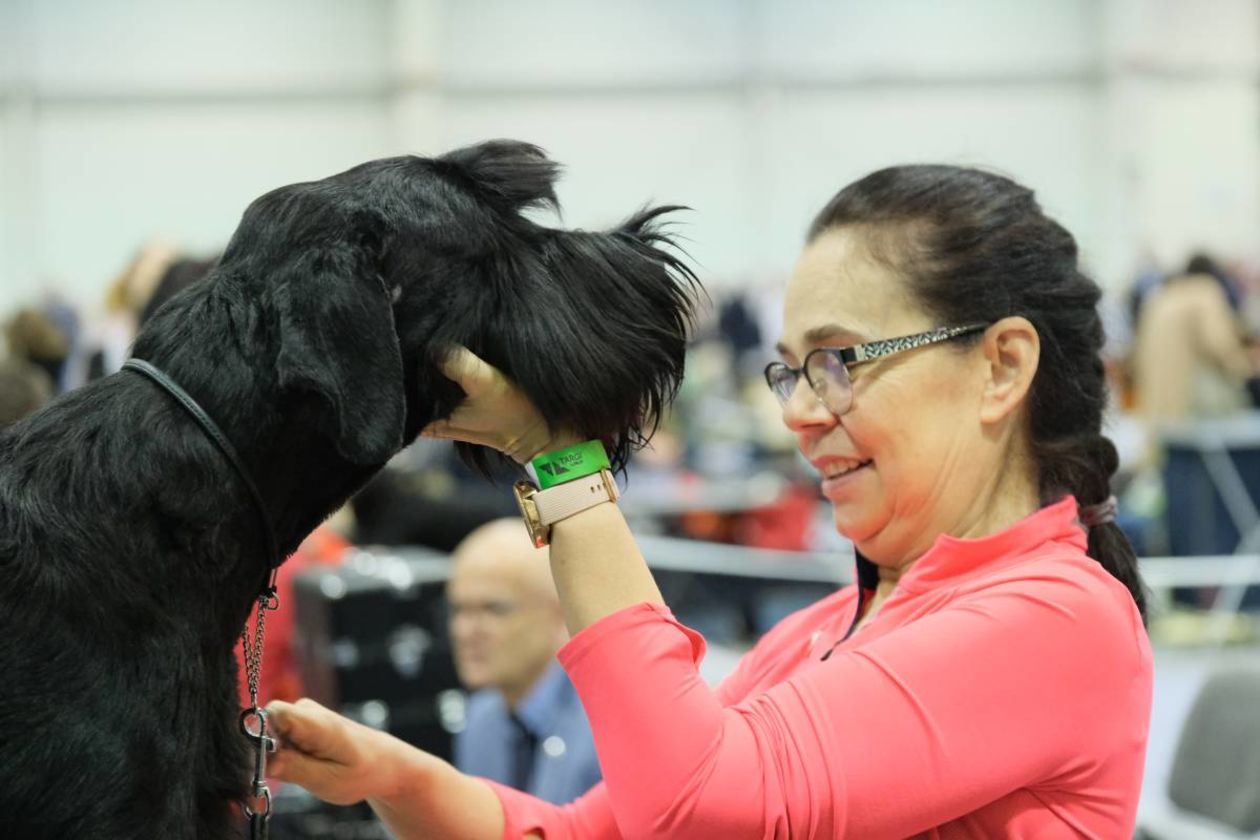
[777, 227, 996, 566]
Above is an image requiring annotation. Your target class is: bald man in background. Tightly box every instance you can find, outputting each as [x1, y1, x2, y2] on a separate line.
[446, 519, 602, 805]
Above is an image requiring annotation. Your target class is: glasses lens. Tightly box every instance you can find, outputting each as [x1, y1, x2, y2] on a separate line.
[806, 350, 852, 415]
[764, 363, 798, 405]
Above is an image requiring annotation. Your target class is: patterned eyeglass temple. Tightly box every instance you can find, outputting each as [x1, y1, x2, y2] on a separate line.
[846, 324, 988, 365]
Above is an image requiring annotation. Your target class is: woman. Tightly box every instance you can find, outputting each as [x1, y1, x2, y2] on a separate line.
[1132, 253, 1257, 428]
[267, 165, 1153, 838]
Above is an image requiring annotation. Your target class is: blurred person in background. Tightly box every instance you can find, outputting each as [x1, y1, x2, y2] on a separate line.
[0, 358, 53, 428]
[76, 241, 183, 383]
[137, 254, 219, 327]
[6, 307, 70, 387]
[265, 164, 1151, 838]
[3, 249, 221, 398]
[447, 519, 601, 805]
[1128, 253, 1260, 587]
[1131, 252, 1258, 446]
[67, 242, 220, 387]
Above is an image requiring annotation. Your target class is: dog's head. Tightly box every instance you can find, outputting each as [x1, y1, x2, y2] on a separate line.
[196, 140, 699, 472]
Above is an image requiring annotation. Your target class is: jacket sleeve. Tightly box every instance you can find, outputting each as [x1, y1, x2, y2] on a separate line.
[487, 780, 621, 839]
[482, 605, 821, 839]
[557, 575, 1149, 839]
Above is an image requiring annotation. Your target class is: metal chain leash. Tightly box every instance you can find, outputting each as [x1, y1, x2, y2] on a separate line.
[240, 586, 277, 709]
[240, 581, 280, 840]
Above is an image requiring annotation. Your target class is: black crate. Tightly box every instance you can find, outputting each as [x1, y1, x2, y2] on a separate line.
[292, 550, 466, 761]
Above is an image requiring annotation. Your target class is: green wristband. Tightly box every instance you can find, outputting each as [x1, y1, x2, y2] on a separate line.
[531, 440, 610, 489]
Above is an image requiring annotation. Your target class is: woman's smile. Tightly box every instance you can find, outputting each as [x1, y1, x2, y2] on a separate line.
[815, 455, 875, 497]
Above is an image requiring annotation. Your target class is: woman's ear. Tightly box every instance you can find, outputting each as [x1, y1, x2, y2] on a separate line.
[979, 316, 1040, 425]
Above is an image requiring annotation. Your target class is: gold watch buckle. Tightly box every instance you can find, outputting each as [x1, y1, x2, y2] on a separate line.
[512, 480, 550, 548]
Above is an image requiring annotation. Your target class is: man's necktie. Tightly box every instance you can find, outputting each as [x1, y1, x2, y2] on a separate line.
[508, 713, 538, 792]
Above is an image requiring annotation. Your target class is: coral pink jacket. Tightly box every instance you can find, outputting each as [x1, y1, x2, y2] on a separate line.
[488, 496, 1152, 839]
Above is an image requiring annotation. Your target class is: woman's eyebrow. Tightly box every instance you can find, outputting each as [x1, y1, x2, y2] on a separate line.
[775, 323, 870, 357]
[804, 323, 869, 345]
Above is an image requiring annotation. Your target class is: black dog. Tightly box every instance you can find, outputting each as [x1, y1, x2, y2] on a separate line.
[0, 140, 698, 839]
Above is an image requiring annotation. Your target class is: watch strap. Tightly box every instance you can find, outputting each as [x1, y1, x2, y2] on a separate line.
[534, 469, 620, 526]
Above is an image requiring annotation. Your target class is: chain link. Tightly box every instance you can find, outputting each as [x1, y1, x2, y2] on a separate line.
[240, 582, 280, 840]
[240, 585, 279, 709]
[240, 590, 271, 709]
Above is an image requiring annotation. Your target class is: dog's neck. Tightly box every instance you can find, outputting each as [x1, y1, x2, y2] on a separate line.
[200, 386, 379, 563]
[128, 359, 385, 582]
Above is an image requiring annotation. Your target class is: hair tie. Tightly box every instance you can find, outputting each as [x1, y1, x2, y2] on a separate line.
[1079, 495, 1118, 528]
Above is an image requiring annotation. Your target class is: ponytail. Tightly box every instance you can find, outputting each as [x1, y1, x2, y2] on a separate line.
[1033, 433, 1147, 622]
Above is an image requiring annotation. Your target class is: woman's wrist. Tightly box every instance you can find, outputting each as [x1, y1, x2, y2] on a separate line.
[366, 728, 431, 802]
[535, 431, 586, 458]
[369, 743, 506, 840]
[530, 439, 610, 488]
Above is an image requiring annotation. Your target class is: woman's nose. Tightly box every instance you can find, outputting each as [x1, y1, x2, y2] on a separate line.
[781, 376, 837, 433]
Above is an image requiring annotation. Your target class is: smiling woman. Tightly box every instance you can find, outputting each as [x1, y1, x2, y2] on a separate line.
[794, 165, 1147, 617]
[264, 164, 1153, 840]
[774, 222, 1046, 575]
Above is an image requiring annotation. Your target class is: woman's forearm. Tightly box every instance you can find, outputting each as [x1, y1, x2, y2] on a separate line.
[548, 500, 664, 634]
[357, 485, 654, 837]
[367, 743, 506, 840]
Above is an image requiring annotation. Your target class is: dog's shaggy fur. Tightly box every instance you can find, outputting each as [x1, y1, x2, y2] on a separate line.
[0, 140, 697, 839]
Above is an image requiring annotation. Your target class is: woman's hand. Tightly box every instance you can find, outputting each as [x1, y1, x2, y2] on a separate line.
[422, 346, 580, 463]
[267, 698, 509, 839]
[266, 698, 411, 805]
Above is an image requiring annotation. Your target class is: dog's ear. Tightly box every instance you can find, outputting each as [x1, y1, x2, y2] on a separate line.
[274, 245, 404, 465]
[435, 139, 560, 215]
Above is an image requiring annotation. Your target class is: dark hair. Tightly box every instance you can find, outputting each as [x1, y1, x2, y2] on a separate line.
[1179, 250, 1242, 313]
[1184, 251, 1220, 278]
[808, 165, 1146, 620]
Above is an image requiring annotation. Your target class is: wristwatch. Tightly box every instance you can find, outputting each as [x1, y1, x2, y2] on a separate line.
[513, 468, 620, 548]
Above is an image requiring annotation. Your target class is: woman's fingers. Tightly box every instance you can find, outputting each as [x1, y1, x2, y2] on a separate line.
[436, 345, 497, 394]
[267, 698, 341, 759]
[268, 743, 342, 800]
[266, 698, 376, 805]
[419, 419, 455, 439]
[423, 346, 520, 445]
[424, 344, 559, 460]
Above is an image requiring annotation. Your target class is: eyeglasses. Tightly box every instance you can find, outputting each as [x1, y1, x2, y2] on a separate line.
[764, 324, 988, 416]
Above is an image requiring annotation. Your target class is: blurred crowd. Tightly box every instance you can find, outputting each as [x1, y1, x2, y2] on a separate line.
[0, 241, 218, 427]
[4, 243, 1260, 562]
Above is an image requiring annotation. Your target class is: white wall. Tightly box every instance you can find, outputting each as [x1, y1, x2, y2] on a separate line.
[413, 0, 1108, 283]
[1, 0, 1257, 315]
[1102, 0, 1260, 273]
[1, 0, 396, 312]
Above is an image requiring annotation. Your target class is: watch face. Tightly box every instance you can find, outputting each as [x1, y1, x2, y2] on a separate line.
[513, 481, 549, 548]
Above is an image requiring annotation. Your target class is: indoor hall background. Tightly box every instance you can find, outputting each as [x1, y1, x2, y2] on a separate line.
[3, 1, 1259, 836]
[2, 0, 1258, 313]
